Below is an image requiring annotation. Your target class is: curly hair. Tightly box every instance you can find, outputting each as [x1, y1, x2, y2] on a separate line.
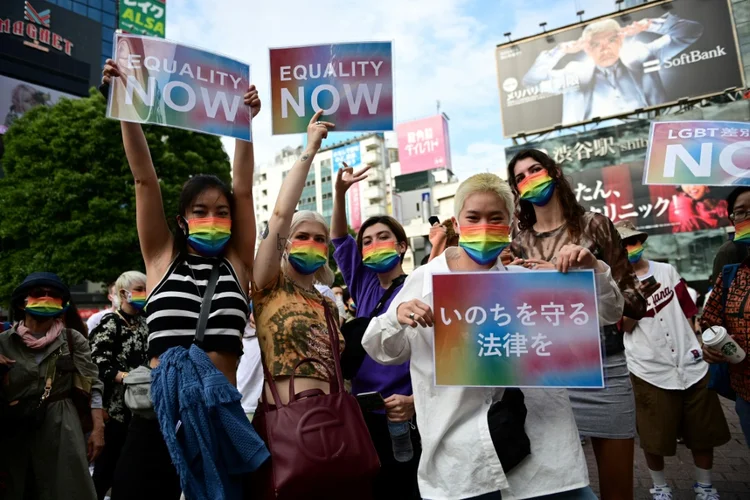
[506, 149, 586, 240]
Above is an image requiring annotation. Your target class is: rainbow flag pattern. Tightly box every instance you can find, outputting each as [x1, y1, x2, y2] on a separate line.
[432, 270, 603, 388]
[362, 241, 400, 273]
[129, 291, 147, 310]
[458, 224, 510, 265]
[734, 219, 750, 244]
[288, 240, 328, 275]
[25, 297, 66, 317]
[625, 242, 644, 263]
[518, 170, 555, 205]
[187, 217, 231, 256]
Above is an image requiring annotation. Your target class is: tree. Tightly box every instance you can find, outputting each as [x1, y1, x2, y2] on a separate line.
[0, 89, 231, 303]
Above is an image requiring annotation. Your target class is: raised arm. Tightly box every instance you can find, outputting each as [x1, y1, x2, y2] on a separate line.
[253, 110, 334, 289]
[229, 86, 261, 275]
[103, 60, 173, 271]
[331, 161, 371, 239]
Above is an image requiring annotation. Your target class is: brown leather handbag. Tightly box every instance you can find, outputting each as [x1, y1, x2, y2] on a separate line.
[250, 304, 380, 499]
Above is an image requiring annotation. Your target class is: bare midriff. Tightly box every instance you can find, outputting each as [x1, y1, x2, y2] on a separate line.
[263, 376, 331, 406]
[150, 350, 239, 386]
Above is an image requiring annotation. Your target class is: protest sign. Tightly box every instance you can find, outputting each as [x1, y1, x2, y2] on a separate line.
[107, 33, 252, 141]
[432, 270, 603, 388]
[269, 42, 393, 135]
[644, 121, 750, 187]
[119, 0, 166, 38]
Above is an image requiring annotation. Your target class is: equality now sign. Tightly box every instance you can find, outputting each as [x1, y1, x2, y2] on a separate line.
[643, 121, 750, 187]
[107, 34, 252, 141]
[270, 42, 393, 135]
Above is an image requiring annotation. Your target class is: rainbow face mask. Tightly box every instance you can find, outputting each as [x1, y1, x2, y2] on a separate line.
[625, 242, 644, 263]
[362, 241, 401, 273]
[734, 219, 750, 245]
[127, 290, 147, 311]
[25, 296, 67, 317]
[458, 224, 511, 265]
[518, 170, 555, 206]
[288, 240, 328, 275]
[186, 217, 232, 257]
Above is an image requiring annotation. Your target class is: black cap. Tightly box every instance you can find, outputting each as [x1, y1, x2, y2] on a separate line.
[11, 272, 71, 305]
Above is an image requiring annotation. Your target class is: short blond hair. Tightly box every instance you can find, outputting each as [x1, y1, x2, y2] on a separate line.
[281, 210, 335, 287]
[454, 173, 515, 221]
[114, 271, 147, 304]
[583, 19, 621, 39]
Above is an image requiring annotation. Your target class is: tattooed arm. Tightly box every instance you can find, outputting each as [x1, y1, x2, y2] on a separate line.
[253, 110, 335, 290]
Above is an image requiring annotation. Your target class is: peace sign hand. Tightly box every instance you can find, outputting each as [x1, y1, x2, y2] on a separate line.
[307, 109, 335, 151]
[335, 161, 371, 194]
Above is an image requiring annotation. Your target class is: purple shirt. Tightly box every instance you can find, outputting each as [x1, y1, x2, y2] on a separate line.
[333, 235, 413, 399]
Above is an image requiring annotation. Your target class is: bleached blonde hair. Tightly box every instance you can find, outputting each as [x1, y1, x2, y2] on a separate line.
[281, 210, 335, 287]
[114, 271, 147, 302]
[454, 173, 515, 222]
[583, 19, 621, 39]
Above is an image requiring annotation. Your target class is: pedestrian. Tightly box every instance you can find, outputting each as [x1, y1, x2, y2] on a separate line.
[0, 272, 105, 500]
[364, 173, 622, 499]
[89, 271, 150, 500]
[507, 149, 653, 500]
[616, 221, 729, 500]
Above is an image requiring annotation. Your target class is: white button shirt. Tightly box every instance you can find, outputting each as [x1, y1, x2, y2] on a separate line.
[363, 253, 625, 500]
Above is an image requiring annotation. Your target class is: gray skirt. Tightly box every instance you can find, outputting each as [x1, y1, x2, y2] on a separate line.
[568, 351, 636, 439]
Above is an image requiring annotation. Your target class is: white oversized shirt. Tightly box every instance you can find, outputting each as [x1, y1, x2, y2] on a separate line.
[362, 252, 625, 500]
[624, 261, 706, 390]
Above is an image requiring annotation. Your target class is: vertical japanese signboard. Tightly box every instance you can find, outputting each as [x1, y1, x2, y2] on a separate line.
[432, 270, 604, 388]
[119, 0, 166, 38]
[396, 114, 451, 174]
[332, 143, 364, 229]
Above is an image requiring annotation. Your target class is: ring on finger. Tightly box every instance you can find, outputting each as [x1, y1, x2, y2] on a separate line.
[409, 312, 415, 320]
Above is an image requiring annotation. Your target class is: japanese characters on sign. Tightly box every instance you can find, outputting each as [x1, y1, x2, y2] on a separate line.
[396, 115, 451, 175]
[332, 143, 364, 230]
[332, 143, 361, 174]
[119, 0, 166, 38]
[432, 270, 603, 388]
[644, 120, 750, 187]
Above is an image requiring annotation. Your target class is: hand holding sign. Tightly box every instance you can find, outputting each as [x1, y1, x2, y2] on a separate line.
[245, 85, 261, 119]
[556, 244, 599, 273]
[335, 161, 371, 194]
[397, 299, 434, 329]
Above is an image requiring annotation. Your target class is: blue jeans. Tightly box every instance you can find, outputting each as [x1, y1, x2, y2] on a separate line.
[461, 486, 598, 500]
[737, 395, 750, 447]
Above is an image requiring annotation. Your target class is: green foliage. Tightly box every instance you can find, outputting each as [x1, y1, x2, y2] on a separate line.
[0, 89, 231, 303]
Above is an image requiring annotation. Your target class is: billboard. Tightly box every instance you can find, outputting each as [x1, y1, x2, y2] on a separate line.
[495, 0, 745, 137]
[0, 74, 78, 134]
[396, 114, 451, 175]
[119, 0, 166, 38]
[331, 143, 361, 174]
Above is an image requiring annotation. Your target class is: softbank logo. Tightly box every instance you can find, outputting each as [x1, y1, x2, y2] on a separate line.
[642, 45, 728, 74]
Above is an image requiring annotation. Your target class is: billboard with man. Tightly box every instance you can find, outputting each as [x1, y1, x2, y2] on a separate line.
[495, 0, 744, 137]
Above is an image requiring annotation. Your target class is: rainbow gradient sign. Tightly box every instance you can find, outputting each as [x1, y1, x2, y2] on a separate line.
[644, 121, 750, 186]
[432, 270, 604, 388]
[269, 42, 393, 135]
[107, 34, 252, 141]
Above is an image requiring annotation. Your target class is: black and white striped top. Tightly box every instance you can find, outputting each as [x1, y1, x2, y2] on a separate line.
[145, 254, 248, 358]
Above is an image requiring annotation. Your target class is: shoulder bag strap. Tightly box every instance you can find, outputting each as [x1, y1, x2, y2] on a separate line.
[322, 303, 345, 393]
[369, 274, 407, 319]
[65, 328, 75, 357]
[194, 260, 222, 346]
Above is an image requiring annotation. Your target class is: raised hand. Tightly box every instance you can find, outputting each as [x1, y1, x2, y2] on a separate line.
[307, 109, 335, 151]
[560, 38, 586, 54]
[102, 58, 122, 86]
[335, 161, 371, 194]
[429, 223, 448, 247]
[244, 85, 261, 118]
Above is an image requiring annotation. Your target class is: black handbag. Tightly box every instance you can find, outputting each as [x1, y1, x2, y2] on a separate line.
[487, 388, 531, 473]
[340, 275, 407, 379]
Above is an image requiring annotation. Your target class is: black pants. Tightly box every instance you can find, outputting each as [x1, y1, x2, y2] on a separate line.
[362, 411, 421, 500]
[110, 416, 181, 500]
[93, 418, 129, 500]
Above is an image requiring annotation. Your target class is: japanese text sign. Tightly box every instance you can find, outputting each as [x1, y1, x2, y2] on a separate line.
[332, 143, 361, 174]
[396, 115, 451, 174]
[107, 34, 252, 141]
[119, 0, 166, 38]
[644, 121, 750, 187]
[269, 42, 393, 135]
[432, 270, 604, 388]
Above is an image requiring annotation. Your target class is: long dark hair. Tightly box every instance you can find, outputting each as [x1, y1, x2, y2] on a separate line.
[507, 149, 586, 239]
[356, 216, 409, 262]
[173, 174, 235, 256]
[64, 300, 89, 338]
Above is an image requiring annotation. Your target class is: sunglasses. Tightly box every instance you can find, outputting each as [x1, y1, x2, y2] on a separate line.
[28, 288, 63, 299]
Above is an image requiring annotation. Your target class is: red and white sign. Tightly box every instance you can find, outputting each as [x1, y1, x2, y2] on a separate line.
[396, 115, 451, 175]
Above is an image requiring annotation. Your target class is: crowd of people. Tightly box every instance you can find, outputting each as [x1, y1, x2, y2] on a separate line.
[0, 59, 747, 500]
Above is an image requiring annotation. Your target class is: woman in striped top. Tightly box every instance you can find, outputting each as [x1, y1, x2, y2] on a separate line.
[102, 60, 260, 500]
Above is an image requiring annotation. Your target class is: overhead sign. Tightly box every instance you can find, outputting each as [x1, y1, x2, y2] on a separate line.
[331, 143, 361, 174]
[396, 115, 451, 175]
[495, 0, 744, 137]
[0, 0, 74, 55]
[0, 74, 78, 134]
[644, 120, 750, 187]
[119, 0, 166, 38]
[432, 270, 604, 388]
[269, 42, 394, 135]
[107, 34, 252, 141]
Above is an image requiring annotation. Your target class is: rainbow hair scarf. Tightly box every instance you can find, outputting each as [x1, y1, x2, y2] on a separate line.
[625, 242, 644, 263]
[128, 291, 147, 311]
[518, 170, 555, 206]
[734, 219, 750, 245]
[362, 241, 401, 273]
[187, 217, 232, 257]
[458, 224, 511, 265]
[25, 296, 67, 317]
[288, 240, 328, 275]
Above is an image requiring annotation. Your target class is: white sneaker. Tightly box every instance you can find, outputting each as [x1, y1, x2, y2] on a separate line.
[651, 486, 673, 500]
[694, 484, 720, 500]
